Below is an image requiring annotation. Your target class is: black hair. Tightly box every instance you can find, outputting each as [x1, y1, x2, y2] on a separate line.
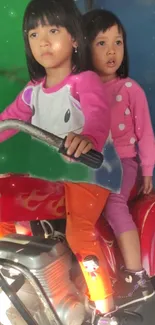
[23, 0, 87, 81]
[83, 9, 129, 78]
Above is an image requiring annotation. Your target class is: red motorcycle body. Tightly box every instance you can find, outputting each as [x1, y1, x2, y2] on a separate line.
[0, 174, 155, 279]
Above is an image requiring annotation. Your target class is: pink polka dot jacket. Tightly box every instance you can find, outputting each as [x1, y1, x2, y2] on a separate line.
[103, 77, 155, 176]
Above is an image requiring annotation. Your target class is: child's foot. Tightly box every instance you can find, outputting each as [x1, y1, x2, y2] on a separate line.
[114, 268, 155, 309]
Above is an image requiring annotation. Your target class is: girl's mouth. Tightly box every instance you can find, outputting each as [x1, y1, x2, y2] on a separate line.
[106, 59, 116, 67]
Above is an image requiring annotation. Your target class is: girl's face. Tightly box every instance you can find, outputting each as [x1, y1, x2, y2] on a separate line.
[28, 21, 77, 72]
[91, 25, 124, 82]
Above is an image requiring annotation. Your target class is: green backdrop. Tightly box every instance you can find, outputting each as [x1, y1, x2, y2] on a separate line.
[0, 0, 90, 182]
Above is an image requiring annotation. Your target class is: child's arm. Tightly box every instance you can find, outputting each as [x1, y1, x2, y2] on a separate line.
[0, 86, 33, 142]
[76, 71, 110, 152]
[130, 82, 155, 177]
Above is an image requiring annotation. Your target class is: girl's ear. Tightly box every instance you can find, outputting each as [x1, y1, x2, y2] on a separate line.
[72, 39, 78, 49]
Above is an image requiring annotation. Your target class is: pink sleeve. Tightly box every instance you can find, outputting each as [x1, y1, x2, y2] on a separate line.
[0, 83, 33, 142]
[130, 83, 155, 176]
[75, 71, 110, 151]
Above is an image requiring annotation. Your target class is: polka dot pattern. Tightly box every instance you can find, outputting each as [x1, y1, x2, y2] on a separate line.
[113, 81, 137, 151]
[125, 108, 130, 115]
[116, 95, 122, 102]
[125, 82, 132, 88]
[130, 137, 136, 144]
[119, 123, 125, 131]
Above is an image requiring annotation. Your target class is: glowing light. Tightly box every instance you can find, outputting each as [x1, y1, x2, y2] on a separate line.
[0, 154, 7, 161]
[8, 9, 17, 18]
[14, 258, 19, 263]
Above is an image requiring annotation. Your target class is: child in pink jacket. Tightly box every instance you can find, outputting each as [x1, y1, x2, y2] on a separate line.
[83, 9, 155, 309]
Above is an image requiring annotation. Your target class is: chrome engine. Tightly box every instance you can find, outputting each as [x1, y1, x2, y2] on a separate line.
[0, 234, 86, 325]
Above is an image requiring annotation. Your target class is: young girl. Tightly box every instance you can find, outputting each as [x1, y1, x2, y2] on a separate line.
[83, 9, 155, 309]
[0, 0, 116, 317]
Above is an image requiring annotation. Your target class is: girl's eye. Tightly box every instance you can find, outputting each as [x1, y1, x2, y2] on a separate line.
[29, 32, 37, 39]
[97, 41, 105, 46]
[116, 40, 123, 45]
[50, 28, 58, 34]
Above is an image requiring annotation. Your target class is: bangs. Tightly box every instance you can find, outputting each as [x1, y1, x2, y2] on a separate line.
[100, 23, 123, 37]
[23, 0, 68, 32]
[94, 22, 123, 41]
[84, 10, 125, 42]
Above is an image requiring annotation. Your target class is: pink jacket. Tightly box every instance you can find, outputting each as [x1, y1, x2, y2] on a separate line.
[103, 77, 155, 176]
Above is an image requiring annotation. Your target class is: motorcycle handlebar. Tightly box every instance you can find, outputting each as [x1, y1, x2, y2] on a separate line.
[0, 120, 103, 169]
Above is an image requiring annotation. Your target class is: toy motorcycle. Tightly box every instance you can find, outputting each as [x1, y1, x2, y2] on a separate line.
[0, 120, 154, 325]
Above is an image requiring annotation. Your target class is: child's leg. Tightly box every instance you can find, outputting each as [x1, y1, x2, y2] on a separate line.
[104, 158, 154, 307]
[117, 230, 141, 271]
[105, 158, 140, 270]
[64, 182, 114, 314]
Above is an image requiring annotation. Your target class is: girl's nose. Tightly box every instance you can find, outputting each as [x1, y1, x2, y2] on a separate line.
[107, 47, 115, 55]
[40, 35, 50, 47]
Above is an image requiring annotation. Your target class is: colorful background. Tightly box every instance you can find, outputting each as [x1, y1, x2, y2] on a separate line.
[0, 0, 154, 184]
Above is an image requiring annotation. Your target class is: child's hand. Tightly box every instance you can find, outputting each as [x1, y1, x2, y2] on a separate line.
[65, 132, 93, 158]
[62, 155, 73, 163]
[142, 176, 153, 194]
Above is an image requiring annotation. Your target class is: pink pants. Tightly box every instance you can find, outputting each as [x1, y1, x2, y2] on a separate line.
[104, 158, 138, 237]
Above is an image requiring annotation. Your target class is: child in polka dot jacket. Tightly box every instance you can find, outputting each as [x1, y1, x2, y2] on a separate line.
[84, 9, 155, 309]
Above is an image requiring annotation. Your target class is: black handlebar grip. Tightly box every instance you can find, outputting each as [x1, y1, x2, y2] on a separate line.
[58, 137, 103, 169]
